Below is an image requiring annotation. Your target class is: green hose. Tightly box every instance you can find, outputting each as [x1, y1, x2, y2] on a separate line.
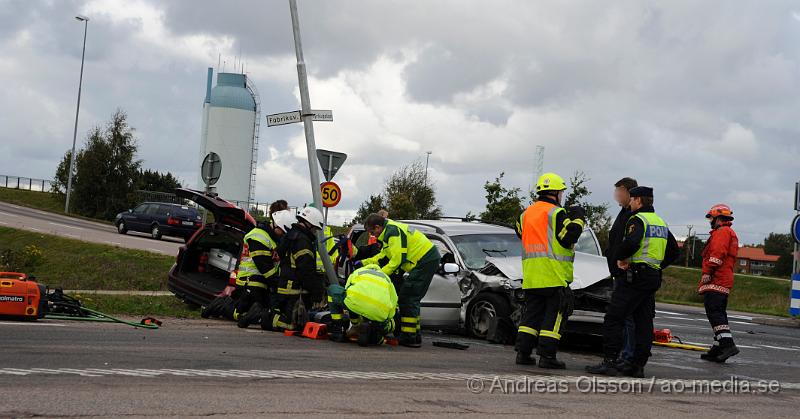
[45, 306, 159, 329]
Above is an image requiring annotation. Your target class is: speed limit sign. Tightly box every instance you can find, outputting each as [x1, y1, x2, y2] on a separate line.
[320, 182, 342, 208]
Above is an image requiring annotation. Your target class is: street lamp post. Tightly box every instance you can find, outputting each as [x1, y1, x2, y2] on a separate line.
[424, 151, 432, 185]
[65, 15, 89, 214]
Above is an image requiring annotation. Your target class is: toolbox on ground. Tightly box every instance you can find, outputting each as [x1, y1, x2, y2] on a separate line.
[0, 272, 46, 320]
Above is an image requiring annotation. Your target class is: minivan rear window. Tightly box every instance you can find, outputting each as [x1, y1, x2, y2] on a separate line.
[170, 206, 199, 219]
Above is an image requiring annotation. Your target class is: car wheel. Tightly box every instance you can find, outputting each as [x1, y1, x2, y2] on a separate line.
[467, 293, 511, 339]
[117, 221, 128, 234]
[151, 224, 162, 240]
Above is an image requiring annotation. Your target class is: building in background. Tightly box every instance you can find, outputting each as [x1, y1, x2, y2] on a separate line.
[198, 68, 261, 206]
[736, 246, 780, 276]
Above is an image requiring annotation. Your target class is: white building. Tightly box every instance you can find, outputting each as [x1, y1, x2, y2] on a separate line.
[198, 68, 260, 206]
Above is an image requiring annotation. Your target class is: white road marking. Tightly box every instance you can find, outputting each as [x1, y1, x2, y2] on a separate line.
[105, 241, 122, 246]
[728, 315, 754, 321]
[661, 316, 705, 322]
[758, 345, 800, 351]
[49, 222, 83, 230]
[0, 211, 19, 217]
[730, 320, 755, 326]
[655, 310, 686, 316]
[0, 221, 7, 225]
[0, 322, 66, 327]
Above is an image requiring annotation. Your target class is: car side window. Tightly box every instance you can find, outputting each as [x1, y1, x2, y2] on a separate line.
[158, 205, 171, 216]
[575, 229, 600, 255]
[133, 204, 149, 214]
[427, 236, 455, 265]
[144, 204, 160, 216]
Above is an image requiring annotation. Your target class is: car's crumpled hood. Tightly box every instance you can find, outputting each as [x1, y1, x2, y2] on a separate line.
[484, 252, 610, 290]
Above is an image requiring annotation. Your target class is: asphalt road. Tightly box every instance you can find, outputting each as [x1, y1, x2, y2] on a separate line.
[2, 304, 799, 417]
[0, 201, 183, 256]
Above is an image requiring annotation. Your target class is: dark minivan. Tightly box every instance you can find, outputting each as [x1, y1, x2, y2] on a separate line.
[115, 202, 203, 242]
[167, 188, 256, 306]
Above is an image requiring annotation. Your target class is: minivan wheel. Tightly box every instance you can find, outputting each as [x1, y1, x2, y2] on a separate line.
[151, 224, 162, 240]
[117, 221, 127, 234]
[467, 293, 511, 339]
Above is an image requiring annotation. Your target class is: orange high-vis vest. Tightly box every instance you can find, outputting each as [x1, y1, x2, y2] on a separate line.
[519, 200, 575, 288]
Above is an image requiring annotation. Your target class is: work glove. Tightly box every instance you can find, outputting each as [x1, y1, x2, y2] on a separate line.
[352, 260, 363, 269]
[566, 206, 586, 222]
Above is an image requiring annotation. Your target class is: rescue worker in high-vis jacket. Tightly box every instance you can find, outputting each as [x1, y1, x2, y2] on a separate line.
[515, 172, 586, 369]
[316, 225, 339, 276]
[357, 215, 441, 348]
[262, 206, 325, 332]
[587, 186, 679, 378]
[233, 222, 280, 328]
[698, 204, 740, 363]
[327, 264, 398, 346]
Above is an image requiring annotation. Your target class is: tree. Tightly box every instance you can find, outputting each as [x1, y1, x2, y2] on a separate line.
[563, 171, 612, 252]
[479, 172, 523, 226]
[54, 110, 142, 220]
[764, 232, 793, 277]
[354, 160, 442, 222]
[136, 169, 181, 193]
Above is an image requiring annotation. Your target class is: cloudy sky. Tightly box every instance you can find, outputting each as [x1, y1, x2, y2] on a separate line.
[1, 0, 799, 244]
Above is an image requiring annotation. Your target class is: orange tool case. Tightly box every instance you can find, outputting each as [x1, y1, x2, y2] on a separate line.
[0, 272, 46, 319]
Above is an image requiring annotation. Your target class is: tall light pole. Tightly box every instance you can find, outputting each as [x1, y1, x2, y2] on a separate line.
[287, 0, 337, 287]
[424, 151, 432, 185]
[65, 15, 89, 214]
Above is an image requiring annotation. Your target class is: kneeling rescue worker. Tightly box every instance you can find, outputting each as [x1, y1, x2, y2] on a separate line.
[515, 172, 585, 369]
[586, 186, 679, 377]
[699, 203, 740, 363]
[357, 214, 441, 348]
[327, 264, 398, 346]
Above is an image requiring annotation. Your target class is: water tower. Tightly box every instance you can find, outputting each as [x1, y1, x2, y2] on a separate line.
[198, 68, 260, 206]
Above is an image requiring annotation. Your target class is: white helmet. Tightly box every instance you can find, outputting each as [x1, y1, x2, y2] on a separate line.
[271, 210, 295, 232]
[297, 206, 324, 230]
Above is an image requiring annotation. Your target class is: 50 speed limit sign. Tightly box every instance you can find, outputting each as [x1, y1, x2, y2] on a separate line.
[320, 182, 342, 208]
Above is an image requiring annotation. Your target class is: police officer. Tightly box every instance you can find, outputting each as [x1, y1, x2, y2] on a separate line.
[263, 206, 325, 331]
[327, 264, 398, 347]
[607, 177, 638, 367]
[358, 214, 441, 348]
[515, 172, 586, 369]
[586, 186, 679, 377]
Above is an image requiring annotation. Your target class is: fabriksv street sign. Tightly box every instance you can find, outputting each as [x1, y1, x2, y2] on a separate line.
[266, 110, 333, 127]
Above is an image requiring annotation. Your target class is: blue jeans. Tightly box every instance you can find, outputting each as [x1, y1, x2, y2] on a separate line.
[620, 316, 635, 361]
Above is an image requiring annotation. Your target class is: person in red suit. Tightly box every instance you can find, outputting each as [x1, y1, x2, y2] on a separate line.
[698, 204, 739, 363]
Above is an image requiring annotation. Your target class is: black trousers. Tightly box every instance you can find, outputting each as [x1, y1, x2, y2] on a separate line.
[704, 292, 733, 346]
[234, 286, 269, 318]
[602, 267, 662, 367]
[516, 287, 567, 358]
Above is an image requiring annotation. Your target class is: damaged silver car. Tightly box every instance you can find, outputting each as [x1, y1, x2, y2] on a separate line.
[346, 219, 613, 341]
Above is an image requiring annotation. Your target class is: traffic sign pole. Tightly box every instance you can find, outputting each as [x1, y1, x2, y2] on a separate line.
[288, 0, 337, 287]
[323, 153, 333, 227]
[791, 182, 800, 317]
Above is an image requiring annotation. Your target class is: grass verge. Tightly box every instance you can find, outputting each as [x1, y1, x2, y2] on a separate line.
[0, 187, 64, 213]
[659, 266, 791, 317]
[66, 294, 199, 318]
[0, 226, 173, 290]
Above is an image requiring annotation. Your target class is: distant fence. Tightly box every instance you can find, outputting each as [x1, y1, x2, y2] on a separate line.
[0, 175, 54, 192]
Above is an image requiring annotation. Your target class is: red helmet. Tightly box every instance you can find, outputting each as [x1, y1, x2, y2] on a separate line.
[706, 203, 733, 220]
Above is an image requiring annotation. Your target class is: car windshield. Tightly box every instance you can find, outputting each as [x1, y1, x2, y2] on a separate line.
[450, 234, 522, 270]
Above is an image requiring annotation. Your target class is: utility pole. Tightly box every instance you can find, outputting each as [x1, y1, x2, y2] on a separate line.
[288, 0, 337, 286]
[65, 15, 89, 214]
[424, 151, 432, 185]
[685, 225, 693, 267]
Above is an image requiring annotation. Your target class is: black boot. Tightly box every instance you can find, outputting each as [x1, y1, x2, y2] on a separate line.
[714, 344, 739, 363]
[617, 361, 644, 378]
[329, 320, 348, 343]
[701, 344, 722, 361]
[516, 352, 536, 366]
[201, 297, 225, 318]
[399, 333, 421, 348]
[538, 356, 566, 370]
[357, 321, 372, 347]
[586, 358, 619, 376]
[237, 303, 263, 328]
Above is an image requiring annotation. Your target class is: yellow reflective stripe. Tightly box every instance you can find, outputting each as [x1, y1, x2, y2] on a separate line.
[400, 317, 417, 323]
[401, 326, 417, 333]
[539, 330, 561, 340]
[331, 313, 342, 320]
[249, 250, 272, 257]
[327, 296, 333, 303]
[518, 326, 539, 336]
[277, 288, 302, 295]
[539, 312, 563, 340]
[352, 275, 391, 290]
[292, 249, 314, 259]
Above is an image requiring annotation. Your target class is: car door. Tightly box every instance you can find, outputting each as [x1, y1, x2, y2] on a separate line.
[419, 234, 463, 329]
[127, 203, 151, 232]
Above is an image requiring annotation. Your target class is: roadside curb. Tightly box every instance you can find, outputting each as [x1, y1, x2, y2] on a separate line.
[64, 290, 172, 296]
